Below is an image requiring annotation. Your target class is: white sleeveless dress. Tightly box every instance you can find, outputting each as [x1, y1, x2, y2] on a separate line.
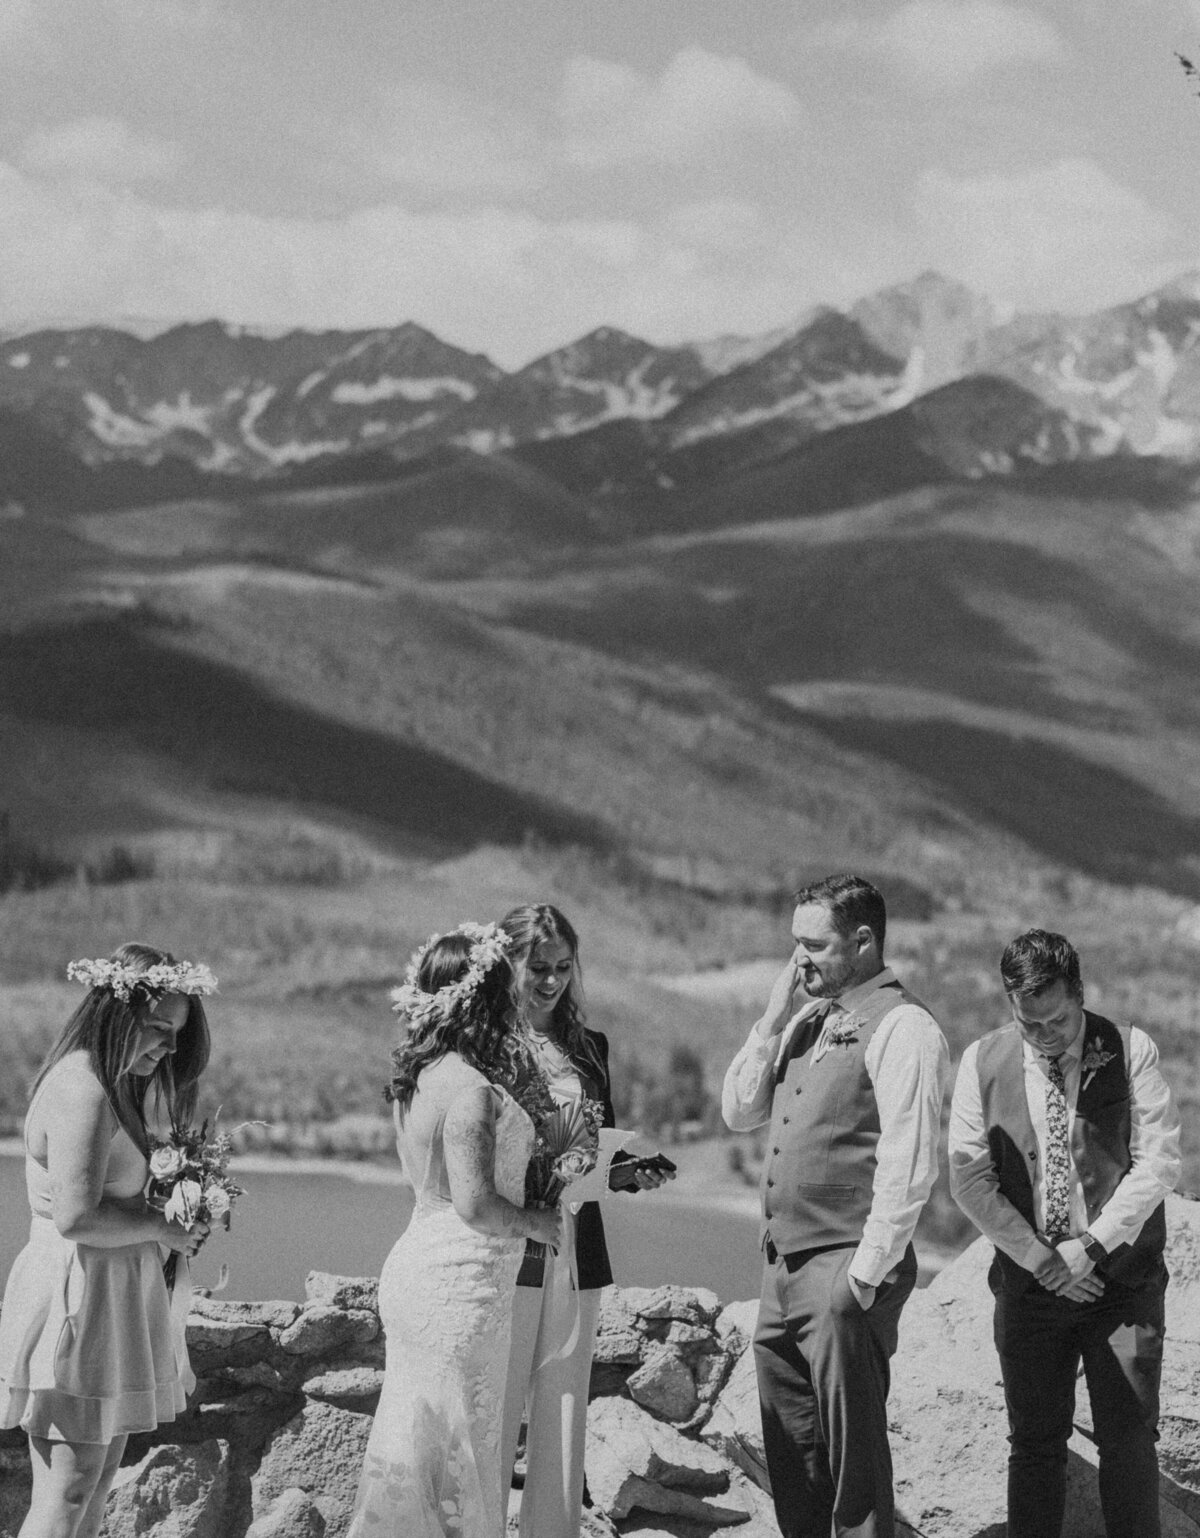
[346, 1066, 534, 1538]
[0, 1059, 192, 1444]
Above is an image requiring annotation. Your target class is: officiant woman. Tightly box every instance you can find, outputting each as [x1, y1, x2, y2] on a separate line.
[498, 903, 674, 1538]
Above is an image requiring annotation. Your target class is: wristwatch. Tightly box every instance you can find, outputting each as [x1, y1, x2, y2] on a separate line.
[1081, 1232, 1107, 1265]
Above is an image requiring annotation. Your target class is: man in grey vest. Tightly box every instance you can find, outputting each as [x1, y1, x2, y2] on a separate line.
[949, 929, 1181, 1538]
[722, 873, 949, 1538]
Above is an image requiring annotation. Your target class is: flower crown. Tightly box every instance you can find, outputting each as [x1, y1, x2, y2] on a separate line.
[390, 921, 511, 1026]
[66, 957, 219, 1004]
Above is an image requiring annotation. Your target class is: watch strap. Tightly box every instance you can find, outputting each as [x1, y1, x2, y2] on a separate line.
[1082, 1232, 1107, 1264]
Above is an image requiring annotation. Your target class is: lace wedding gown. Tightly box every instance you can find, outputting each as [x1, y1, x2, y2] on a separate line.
[347, 1060, 534, 1537]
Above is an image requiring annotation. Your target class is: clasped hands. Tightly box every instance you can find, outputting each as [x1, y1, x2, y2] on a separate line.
[1023, 1234, 1104, 1301]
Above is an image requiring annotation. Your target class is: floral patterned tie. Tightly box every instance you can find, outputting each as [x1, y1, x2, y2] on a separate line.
[1043, 1054, 1071, 1242]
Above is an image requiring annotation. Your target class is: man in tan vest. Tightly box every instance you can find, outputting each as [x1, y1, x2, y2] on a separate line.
[949, 929, 1181, 1538]
[723, 873, 949, 1538]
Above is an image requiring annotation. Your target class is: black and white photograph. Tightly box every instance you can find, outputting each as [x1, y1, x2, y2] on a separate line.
[1, 3, 1199, 1535]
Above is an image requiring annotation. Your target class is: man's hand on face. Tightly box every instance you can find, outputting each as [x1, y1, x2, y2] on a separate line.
[1023, 1236, 1105, 1301]
[756, 953, 804, 1041]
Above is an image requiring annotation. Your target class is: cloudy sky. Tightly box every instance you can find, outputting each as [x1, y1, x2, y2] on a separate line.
[2, 0, 1199, 366]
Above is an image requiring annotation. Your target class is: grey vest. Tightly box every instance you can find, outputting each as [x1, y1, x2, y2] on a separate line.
[975, 1011, 1166, 1289]
[761, 976, 929, 1254]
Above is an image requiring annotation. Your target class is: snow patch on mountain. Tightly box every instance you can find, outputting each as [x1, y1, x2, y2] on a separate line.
[691, 324, 800, 376]
[84, 393, 158, 449]
[238, 384, 349, 465]
[144, 394, 213, 435]
[331, 375, 478, 406]
[669, 370, 905, 447]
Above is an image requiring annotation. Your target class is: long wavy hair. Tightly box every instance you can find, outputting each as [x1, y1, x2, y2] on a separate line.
[34, 942, 211, 1152]
[387, 932, 526, 1108]
[498, 904, 605, 1084]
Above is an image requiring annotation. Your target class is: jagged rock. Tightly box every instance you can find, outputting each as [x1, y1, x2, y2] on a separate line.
[587, 1397, 748, 1527]
[627, 1346, 699, 1422]
[186, 1316, 273, 1359]
[594, 1326, 645, 1366]
[588, 1397, 730, 1494]
[244, 1488, 326, 1538]
[251, 1401, 372, 1535]
[701, 1337, 767, 1491]
[615, 1469, 780, 1537]
[189, 1296, 300, 1331]
[301, 1366, 385, 1410]
[276, 1306, 379, 1357]
[714, 1300, 757, 1356]
[622, 1287, 722, 1327]
[601, 1473, 748, 1528]
[663, 1321, 714, 1349]
[304, 1273, 379, 1314]
[99, 1440, 230, 1538]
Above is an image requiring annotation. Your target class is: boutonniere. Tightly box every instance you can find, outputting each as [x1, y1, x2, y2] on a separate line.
[1080, 1038, 1116, 1091]
[813, 1011, 862, 1062]
[827, 1014, 863, 1046]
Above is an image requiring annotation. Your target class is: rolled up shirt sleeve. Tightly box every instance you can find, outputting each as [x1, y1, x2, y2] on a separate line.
[948, 1039, 1040, 1266]
[1085, 1026, 1182, 1255]
[850, 1006, 951, 1287]
[721, 1022, 792, 1132]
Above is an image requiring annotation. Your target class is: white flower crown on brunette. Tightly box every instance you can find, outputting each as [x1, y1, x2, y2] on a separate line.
[66, 957, 219, 1003]
[390, 921, 510, 1025]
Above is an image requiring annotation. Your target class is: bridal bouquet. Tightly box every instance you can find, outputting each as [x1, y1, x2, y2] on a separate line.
[148, 1117, 245, 1289]
[526, 1096, 604, 1209]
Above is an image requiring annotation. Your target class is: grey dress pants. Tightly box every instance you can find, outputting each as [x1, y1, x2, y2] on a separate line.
[753, 1241, 917, 1538]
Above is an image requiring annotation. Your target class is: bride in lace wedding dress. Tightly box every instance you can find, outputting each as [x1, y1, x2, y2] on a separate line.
[346, 923, 561, 1538]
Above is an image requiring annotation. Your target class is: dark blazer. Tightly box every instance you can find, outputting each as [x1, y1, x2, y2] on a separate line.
[517, 1027, 619, 1292]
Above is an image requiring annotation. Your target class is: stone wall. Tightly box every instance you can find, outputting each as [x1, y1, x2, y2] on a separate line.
[2, 1194, 1199, 1538]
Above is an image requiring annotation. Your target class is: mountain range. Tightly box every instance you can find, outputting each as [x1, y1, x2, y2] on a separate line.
[3, 268, 1200, 920]
[5, 271, 1200, 498]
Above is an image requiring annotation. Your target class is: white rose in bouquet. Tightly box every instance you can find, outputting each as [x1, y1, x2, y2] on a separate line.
[149, 1144, 187, 1180]
[204, 1184, 232, 1221]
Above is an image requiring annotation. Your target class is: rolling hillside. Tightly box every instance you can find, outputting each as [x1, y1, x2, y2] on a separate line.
[4, 281, 1200, 1189]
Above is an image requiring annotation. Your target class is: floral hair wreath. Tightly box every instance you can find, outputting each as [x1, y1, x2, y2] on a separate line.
[390, 921, 511, 1026]
[66, 958, 219, 1004]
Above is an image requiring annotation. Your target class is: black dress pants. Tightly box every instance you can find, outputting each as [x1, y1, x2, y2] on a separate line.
[993, 1264, 1166, 1538]
[753, 1242, 917, 1538]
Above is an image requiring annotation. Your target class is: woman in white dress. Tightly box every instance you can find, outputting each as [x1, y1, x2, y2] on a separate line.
[346, 922, 562, 1538]
[0, 943, 215, 1538]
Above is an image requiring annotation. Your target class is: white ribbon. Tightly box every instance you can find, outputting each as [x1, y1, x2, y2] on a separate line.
[533, 1200, 581, 1371]
[170, 1255, 196, 1393]
[531, 1127, 638, 1371]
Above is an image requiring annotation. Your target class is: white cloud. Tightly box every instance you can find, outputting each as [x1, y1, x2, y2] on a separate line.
[19, 117, 181, 184]
[558, 47, 804, 168]
[365, 81, 543, 197]
[661, 200, 770, 256]
[814, 2, 1068, 89]
[0, 0, 37, 44]
[0, 161, 879, 365]
[913, 159, 1187, 312]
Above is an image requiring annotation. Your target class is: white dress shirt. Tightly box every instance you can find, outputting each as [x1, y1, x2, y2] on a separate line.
[949, 1023, 1181, 1264]
[722, 967, 950, 1288]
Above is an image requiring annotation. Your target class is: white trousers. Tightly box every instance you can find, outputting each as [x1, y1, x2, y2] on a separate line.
[501, 1281, 603, 1538]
